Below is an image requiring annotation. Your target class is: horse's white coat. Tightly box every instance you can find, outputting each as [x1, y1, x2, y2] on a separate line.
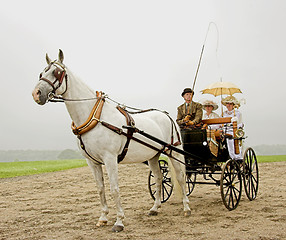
[32, 50, 191, 232]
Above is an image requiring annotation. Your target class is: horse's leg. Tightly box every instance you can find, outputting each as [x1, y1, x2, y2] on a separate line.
[169, 152, 191, 216]
[104, 157, 125, 232]
[147, 153, 162, 216]
[86, 159, 109, 227]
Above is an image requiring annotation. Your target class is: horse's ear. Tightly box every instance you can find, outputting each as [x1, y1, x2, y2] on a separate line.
[46, 53, 52, 65]
[58, 49, 64, 63]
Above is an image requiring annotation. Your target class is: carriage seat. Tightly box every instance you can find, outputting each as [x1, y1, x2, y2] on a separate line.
[201, 117, 232, 141]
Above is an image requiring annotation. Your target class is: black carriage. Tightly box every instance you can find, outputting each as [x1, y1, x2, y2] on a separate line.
[148, 118, 259, 210]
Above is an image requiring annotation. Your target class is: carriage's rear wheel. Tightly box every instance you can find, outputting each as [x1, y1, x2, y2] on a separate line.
[186, 172, 196, 196]
[148, 159, 173, 203]
[243, 147, 259, 200]
[220, 159, 242, 211]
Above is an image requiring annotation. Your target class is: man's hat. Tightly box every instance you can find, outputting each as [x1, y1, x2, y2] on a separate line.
[181, 88, 194, 97]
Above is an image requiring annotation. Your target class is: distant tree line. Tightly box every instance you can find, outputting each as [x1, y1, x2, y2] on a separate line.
[0, 145, 285, 162]
[252, 144, 286, 155]
[0, 149, 83, 162]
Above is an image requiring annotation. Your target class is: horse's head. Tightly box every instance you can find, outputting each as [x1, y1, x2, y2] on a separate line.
[32, 49, 68, 105]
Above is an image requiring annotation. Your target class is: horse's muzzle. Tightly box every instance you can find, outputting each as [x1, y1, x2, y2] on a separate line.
[32, 87, 46, 105]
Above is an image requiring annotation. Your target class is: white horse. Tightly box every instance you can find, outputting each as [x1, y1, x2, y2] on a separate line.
[32, 49, 191, 232]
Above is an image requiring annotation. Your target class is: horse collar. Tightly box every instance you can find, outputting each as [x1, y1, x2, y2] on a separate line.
[71, 91, 105, 135]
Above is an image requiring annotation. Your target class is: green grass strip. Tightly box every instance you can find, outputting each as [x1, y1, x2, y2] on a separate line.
[0, 159, 87, 178]
[0, 155, 285, 179]
[256, 155, 286, 163]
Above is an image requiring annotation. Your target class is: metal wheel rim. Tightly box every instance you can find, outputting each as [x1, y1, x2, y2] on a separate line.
[148, 159, 173, 203]
[186, 172, 196, 196]
[220, 159, 242, 210]
[243, 147, 259, 200]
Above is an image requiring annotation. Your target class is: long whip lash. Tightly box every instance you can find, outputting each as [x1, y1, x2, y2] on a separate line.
[190, 22, 220, 109]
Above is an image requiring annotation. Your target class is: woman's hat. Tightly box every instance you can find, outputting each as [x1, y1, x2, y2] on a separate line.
[181, 88, 194, 97]
[221, 95, 240, 108]
[202, 100, 218, 110]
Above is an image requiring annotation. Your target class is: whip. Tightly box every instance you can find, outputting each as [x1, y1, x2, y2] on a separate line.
[189, 22, 220, 109]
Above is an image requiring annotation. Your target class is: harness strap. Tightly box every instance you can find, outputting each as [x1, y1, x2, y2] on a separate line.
[100, 121, 199, 168]
[101, 121, 165, 153]
[116, 106, 135, 163]
[71, 92, 105, 135]
[77, 135, 103, 165]
[71, 91, 105, 165]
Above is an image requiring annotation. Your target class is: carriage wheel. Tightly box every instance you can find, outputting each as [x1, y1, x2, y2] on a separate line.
[243, 147, 259, 200]
[220, 159, 242, 210]
[148, 159, 173, 203]
[186, 172, 196, 196]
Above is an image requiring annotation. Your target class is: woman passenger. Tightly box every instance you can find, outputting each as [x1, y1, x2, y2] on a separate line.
[221, 95, 244, 160]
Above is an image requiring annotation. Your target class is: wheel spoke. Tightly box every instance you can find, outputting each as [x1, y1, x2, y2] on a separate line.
[162, 185, 171, 198]
[243, 148, 259, 201]
[163, 181, 172, 188]
[250, 175, 257, 197]
[232, 185, 240, 202]
[229, 188, 234, 209]
[220, 159, 242, 210]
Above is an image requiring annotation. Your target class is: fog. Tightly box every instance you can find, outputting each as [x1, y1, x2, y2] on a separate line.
[0, 0, 285, 150]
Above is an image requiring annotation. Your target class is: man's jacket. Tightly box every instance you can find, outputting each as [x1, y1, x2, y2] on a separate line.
[176, 101, 203, 126]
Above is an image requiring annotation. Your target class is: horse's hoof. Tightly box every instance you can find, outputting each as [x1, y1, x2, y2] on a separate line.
[148, 210, 158, 216]
[112, 225, 124, 232]
[96, 220, 107, 227]
[184, 210, 191, 217]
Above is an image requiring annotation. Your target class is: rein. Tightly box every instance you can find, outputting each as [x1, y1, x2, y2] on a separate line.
[48, 94, 99, 103]
[48, 91, 182, 166]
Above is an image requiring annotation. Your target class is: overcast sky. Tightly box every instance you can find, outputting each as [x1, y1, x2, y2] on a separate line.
[0, 0, 285, 150]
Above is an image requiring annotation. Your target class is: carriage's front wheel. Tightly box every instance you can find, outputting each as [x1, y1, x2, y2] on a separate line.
[148, 159, 173, 203]
[243, 147, 259, 200]
[220, 159, 242, 211]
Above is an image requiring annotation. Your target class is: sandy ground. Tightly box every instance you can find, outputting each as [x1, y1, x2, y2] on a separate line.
[0, 161, 285, 240]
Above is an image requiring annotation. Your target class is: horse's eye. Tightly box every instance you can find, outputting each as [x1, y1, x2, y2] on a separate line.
[53, 68, 62, 80]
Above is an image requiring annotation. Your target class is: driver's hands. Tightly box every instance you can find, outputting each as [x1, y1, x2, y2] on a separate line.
[185, 120, 194, 126]
[183, 115, 191, 122]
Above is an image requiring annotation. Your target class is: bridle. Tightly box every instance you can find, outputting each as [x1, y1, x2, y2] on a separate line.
[39, 61, 68, 95]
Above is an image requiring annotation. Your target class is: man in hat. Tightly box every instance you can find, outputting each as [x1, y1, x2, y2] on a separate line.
[176, 88, 203, 128]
